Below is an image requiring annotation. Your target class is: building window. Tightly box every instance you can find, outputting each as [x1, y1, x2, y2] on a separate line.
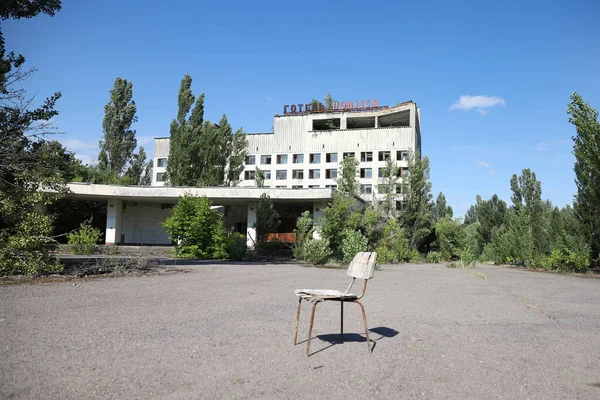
[292, 169, 304, 179]
[326, 185, 338, 189]
[360, 152, 373, 162]
[397, 150, 409, 161]
[378, 151, 391, 161]
[292, 185, 303, 189]
[157, 158, 168, 168]
[276, 185, 287, 188]
[276, 170, 287, 180]
[263, 170, 271, 180]
[360, 168, 372, 178]
[245, 155, 255, 165]
[343, 152, 355, 159]
[326, 169, 337, 179]
[309, 169, 320, 179]
[261, 155, 272, 165]
[378, 167, 385, 178]
[244, 170, 255, 180]
[309, 185, 320, 188]
[360, 184, 373, 195]
[309, 153, 321, 164]
[277, 154, 288, 164]
[400, 167, 409, 176]
[326, 152, 338, 163]
[156, 172, 166, 182]
[293, 154, 304, 163]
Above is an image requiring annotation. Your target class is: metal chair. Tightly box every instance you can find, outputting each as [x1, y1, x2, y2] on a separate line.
[293, 251, 377, 355]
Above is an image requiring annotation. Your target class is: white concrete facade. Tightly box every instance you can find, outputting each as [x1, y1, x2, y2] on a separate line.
[61, 183, 337, 247]
[151, 101, 421, 203]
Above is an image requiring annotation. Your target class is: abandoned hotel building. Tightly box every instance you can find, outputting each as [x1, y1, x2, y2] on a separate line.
[66, 100, 422, 246]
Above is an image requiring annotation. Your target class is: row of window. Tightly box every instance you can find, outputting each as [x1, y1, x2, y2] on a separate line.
[255, 183, 396, 195]
[245, 150, 409, 166]
[244, 167, 408, 181]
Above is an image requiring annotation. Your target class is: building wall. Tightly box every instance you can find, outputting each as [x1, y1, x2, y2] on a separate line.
[121, 202, 172, 244]
[151, 101, 421, 201]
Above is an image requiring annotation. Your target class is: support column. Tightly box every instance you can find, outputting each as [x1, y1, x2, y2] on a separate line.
[246, 203, 257, 248]
[105, 199, 123, 245]
[374, 116, 379, 128]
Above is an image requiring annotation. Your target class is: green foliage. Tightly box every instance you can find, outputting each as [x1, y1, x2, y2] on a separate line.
[228, 233, 247, 260]
[162, 195, 229, 259]
[98, 77, 138, 175]
[540, 245, 590, 273]
[484, 208, 534, 267]
[255, 166, 265, 187]
[341, 229, 368, 264]
[293, 211, 313, 260]
[255, 240, 291, 258]
[434, 217, 464, 260]
[166, 74, 247, 187]
[510, 168, 548, 255]
[398, 151, 434, 251]
[255, 194, 280, 242]
[300, 239, 333, 265]
[462, 222, 482, 259]
[360, 204, 383, 247]
[67, 219, 102, 254]
[432, 192, 453, 222]
[426, 251, 443, 263]
[379, 157, 399, 217]
[321, 192, 361, 259]
[568, 92, 600, 261]
[375, 218, 411, 263]
[336, 156, 359, 196]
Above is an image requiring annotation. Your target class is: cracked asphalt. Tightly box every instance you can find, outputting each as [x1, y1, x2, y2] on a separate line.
[1, 263, 599, 399]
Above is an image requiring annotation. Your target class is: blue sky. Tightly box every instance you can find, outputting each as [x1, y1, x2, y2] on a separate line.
[5, 0, 600, 215]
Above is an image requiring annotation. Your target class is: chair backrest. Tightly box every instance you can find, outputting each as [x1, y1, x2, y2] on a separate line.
[347, 252, 377, 280]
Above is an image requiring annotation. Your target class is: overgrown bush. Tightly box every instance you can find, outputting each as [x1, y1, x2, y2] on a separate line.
[374, 219, 411, 263]
[293, 211, 313, 260]
[341, 229, 368, 264]
[426, 251, 443, 263]
[228, 233, 247, 260]
[0, 209, 63, 276]
[256, 240, 291, 257]
[434, 217, 464, 260]
[67, 219, 102, 255]
[541, 245, 590, 273]
[301, 238, 332, 265]
[162, 195, 229, 259]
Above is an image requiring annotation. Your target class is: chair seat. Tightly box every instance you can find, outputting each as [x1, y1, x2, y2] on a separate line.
[294, 289, 358, 301]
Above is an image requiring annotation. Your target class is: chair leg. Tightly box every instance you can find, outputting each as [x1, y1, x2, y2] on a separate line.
[355, 300, 371, 353]
[293, 298, 302, 345]
[340, 301, 344, 343]
[306, 302, 318, 356]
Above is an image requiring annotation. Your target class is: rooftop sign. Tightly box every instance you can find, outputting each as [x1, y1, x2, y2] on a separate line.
[283, 99, 383, 115]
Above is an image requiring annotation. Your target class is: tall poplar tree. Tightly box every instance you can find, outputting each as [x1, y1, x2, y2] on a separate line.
[98, 78, 137, 176]
[568, 92, 600, 260]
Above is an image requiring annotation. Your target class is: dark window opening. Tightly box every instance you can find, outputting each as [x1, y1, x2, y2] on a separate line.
[313, 118, 341, 131]
[346, 116, 376, 129]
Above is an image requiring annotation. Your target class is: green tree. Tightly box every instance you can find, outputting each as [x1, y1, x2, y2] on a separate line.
[162, 195, 228, 259]
[398, 151, 434, 251]
[321, 192, 362, 259]
[510, 168, 547, 255]
[567, 92, 600, 261]
[227, 127, 248, 186]
[336, 156, 359, 196]
[255, 166, 265, 187]
[98, 77, 138, 177]
[255, 194, 280, 243]
[379, 157, 399, 217]
[123, 146, 149, 185]
[0, 1, 64, 275]
[434, 217, 464, 260]
[432, 192, 453, 222]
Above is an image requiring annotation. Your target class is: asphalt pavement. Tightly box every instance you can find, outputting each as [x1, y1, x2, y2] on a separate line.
[1, 263, 599, 399]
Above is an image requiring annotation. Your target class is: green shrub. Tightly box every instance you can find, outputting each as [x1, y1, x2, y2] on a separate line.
[67, 219, 102, 255]
[341, 229, 368, 264]
[426, 251, 443, 263]
[409, 249, 423, 263]
[301, 239, 333, 265]
[375, 245, 394, 263]
[162, 195, 229, 259]
[228, 233, 247, 260]
[545, 245, 590, 273]
[256, 240, 290, 257]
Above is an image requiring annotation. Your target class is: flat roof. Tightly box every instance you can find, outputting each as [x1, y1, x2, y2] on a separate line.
[58, 183, 337, 205]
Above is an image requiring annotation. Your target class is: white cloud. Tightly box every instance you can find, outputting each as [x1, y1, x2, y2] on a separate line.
[535, 142, 549, 152]
[449, 95, 506, 114]
[266, 96, 272, 102]
[475, 160, 491, 168]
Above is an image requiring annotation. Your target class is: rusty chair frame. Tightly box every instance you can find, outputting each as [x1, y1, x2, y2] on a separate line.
[293, 252, 377, 355]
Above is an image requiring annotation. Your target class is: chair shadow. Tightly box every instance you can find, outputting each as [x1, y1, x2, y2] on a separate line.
[302, 326, 399, 356]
